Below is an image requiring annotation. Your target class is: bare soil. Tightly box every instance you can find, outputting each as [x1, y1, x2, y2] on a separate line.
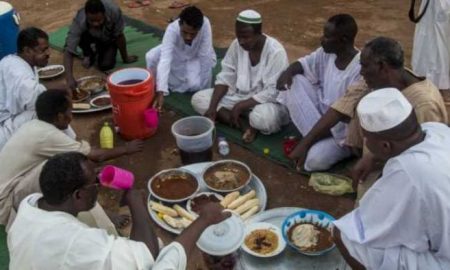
[9, 0, 417, 268]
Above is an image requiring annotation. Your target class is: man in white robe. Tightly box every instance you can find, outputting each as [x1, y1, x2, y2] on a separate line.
[410, 0, 450, 90]
[8, 152, 230, 270]
[333, 88, 450, 270]
[0, 27, 49, 150]
[191, 10, 289, 143]
[146, 6, 216, 110]
[276, 14, 361, 171]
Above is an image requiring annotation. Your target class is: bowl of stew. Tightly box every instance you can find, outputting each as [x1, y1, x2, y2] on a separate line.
[148, 168, 200, 203]
[202, 160, 252, 193]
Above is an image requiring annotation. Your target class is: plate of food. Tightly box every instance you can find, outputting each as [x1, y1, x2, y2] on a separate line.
[77, 76, 106, 94]
[38, 64, 65, 79]
[186, 192, 224, 216]
[148, 168, 200, 203]
[90, 94, 111, 108]
[202, 160, 252, 193]
[72, 89, 90, 103]
[242, 222, 286, 258]
[72, 90, 112, 114]
[281, 210, 335, 256]
[147, 161, 267, 235]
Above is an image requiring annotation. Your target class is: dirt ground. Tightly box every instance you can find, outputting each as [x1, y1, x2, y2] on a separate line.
[9, 0, 419, 268]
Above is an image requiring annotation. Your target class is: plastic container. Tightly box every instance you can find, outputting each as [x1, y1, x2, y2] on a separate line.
[144, 108, 159, 129]
[171, 116, 215, 165]
[217, 136, 229, 156]
[107, 68, 155, 140]
[0, 2, 19, 60]
[99, 165, 135, 190]
[100, 122, 114, 149]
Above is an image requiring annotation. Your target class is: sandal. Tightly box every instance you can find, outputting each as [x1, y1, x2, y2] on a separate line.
[242, 128, 257, 144]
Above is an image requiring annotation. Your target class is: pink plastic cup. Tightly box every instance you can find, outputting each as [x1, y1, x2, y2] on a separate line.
[144, 108, 159, 128]
[99, 165, 134, 190]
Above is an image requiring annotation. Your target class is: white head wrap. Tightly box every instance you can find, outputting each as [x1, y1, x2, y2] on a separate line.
[236, 10, 262, 24]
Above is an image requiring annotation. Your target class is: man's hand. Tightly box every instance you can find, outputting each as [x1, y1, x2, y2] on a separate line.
[276, 68, 294, 91]
[125, 139, 145, 154]
[197, 202, 231, 226]
[288, 141, 309, 171]
[123, 55, 138, 64]
[231, 102, 246, 128]
[152, 92, 165, 111]
[67, 76, 78, 91]
[351, 155, 375, 191]
[122, 189, 146, 206]
[205, 107, 217, 122]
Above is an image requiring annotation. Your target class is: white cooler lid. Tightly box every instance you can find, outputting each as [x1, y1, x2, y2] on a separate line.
[0, 2, 13, 16]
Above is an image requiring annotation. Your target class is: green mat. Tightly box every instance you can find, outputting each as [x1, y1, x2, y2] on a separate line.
[49, 16, 299, 168]
[0, 225, 8, 270]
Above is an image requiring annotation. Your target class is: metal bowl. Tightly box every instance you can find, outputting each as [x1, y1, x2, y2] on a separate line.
[202, 160, 252, 193]
[77, 75, 106, 94]
[148, 168, 200, 203]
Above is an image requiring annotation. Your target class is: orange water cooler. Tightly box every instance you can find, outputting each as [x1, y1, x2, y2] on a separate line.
[107, 68, 155, 140]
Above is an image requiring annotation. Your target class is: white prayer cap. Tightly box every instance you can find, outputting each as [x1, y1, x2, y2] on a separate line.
[357, 87, 413, 132]
[236, 10, 262, 24]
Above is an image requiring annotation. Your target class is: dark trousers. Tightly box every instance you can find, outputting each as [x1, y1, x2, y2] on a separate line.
[79, 31, 117, 71]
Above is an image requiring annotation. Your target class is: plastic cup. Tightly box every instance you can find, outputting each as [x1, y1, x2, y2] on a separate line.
[144, 108, 159, 128]
[99, 165, 134, 190]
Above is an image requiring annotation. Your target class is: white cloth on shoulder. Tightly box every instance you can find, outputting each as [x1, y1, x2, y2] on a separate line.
[334, 122, 450, 269]
[412, 0, 450, 90]
[145, 17, 216, 94]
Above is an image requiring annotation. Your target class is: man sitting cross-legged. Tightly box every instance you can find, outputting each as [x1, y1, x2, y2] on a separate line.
[8, 152, 230, 270]
[191, 9, 290, 143]
[0, 90, 143, 233]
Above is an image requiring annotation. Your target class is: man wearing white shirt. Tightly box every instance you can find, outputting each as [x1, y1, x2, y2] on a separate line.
[8, 152, 230, 270]
[191, 9, 290, 143]
[146, 6, 216, 110]
[0, 27, 49, 150]
[333, 88, 450, 269]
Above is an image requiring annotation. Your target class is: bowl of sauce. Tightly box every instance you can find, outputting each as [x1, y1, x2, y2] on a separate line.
[202, 160, 252, 193]
[148, 168, 199, 203]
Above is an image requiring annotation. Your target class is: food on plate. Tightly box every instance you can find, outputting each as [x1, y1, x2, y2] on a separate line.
[162, 214, 185, 229]
[233, 198, 259, 215]
[79, 77, 105, 91]
[244, 229, 279, 255]
[151, 171, 198, 200]
[72, 89, 90, 102]
[190, 194, 221, 214]
[38, 66, 63, 77]
[72, 103, 91, 110]
[241, 206, 259, 220]
[227, 190, 256, 210]
[149, 201, 178, 217]
[173, 204, 196, 221]
[288, 223, 333, 252]
[204, 161, 251, 190]
[220, 191, 239, 208]
[92, 96, 111, 107]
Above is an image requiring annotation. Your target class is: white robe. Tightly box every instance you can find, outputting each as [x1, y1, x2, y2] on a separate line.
[279, 47, 361, 171]
[191, 35, 290, 134]
[8, 193, 187, 270]
[412, 0, 450, 90]
[0, 55, 46, 150]
[334, 123, 450, 270]
[145, 17, 216, 94]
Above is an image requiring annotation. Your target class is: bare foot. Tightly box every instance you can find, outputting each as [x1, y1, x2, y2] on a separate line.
[82, 57, 92, 69]
[107, 211, 131, 229]
[242, 128, 257, 144]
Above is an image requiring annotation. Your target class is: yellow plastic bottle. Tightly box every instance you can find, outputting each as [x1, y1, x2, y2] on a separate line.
[100, 122, 114, 149]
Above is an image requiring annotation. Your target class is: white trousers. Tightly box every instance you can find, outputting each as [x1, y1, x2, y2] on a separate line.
[280, 76, 351, 171]
[191, 88, 289, 135]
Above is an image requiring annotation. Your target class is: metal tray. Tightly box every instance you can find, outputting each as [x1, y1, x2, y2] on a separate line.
[237, 207, 349, 270]
[147, 161, 268, 235]
[72, 90, 112, 114]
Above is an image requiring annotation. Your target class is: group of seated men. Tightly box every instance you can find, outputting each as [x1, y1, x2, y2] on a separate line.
[0, 0, 449, 268]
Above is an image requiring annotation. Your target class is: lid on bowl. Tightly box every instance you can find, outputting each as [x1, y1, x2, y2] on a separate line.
[197, 214, 245, 256]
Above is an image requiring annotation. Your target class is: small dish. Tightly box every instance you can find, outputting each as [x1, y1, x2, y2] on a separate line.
[148, 168, 200, 203]
[186, 192, 224, 215]
[202, 160, 252, 193]
[90, 94, 111, 108]
[38, 64, 65, 79]
[281, 210, 336, 256]
[242, 222, 286, 257]
[77, 75, 106, 94]
[72, 89, 90, 103]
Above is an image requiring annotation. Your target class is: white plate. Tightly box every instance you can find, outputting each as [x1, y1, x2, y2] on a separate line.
[242, 222, 286, 258]
[90, 94, 111, 108]
[72, 90, 112, 114]
[38, 64, 65, 79]
[147, 161, 267, 235]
